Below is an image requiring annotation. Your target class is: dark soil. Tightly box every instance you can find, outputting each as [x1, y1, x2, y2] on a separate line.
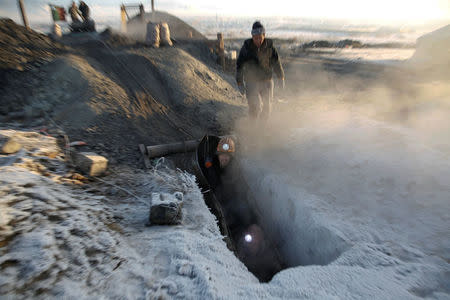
[0, 19, 245, 169]
[0, 18, 67, 71]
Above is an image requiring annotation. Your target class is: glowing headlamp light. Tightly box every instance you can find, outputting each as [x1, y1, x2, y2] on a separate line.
[222, 143, 230, 151]
[244, 234, 252, 243]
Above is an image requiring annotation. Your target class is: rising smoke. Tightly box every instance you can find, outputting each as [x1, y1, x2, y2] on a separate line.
[232, 53, 450, 268]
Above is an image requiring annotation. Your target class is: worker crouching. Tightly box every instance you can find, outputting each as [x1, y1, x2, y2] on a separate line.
[216, 136, 235, 168]
[201, 136, 236, 190]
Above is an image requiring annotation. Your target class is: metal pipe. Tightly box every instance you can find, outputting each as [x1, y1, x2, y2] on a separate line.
[146, 139, 202, 158]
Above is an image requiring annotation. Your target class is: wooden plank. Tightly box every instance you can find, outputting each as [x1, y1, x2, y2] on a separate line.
[146, 139, 201, 159]
[18, 0, 30, 30]
[139, 144, 152, 169]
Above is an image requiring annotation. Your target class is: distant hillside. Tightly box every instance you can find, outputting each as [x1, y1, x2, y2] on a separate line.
[410, 24, 450, 75]
[127, 11, 206, 41]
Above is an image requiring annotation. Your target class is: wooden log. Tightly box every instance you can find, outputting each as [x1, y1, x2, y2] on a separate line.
[146, 139, 201, 159]
[120, 4, 127, 33]
[217, 32, 225, 69]
[18, 0, 30, 30]
[139, 4, 145, 22]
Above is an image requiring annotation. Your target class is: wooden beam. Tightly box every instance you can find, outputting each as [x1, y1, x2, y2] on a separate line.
[146, 139, 201, 159]
[139, 4, 145, 21]
[217, 33, 225, 70]
[120, 4, 127, 33]
[18, 0, 30, 30]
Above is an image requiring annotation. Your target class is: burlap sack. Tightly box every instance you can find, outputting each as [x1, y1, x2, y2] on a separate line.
[145, 22, 160, 48]
[159, 22, 173, 46]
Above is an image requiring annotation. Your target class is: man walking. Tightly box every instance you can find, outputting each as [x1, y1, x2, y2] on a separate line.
[236, 21, 285, 119]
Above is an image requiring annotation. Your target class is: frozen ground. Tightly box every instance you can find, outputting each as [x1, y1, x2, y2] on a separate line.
[1, 18, 449, 299]
[2, 106, 449, 299]
[2, 114, 449, 299]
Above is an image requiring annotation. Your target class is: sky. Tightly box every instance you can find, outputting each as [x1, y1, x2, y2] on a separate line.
[0, 0, 449, 25]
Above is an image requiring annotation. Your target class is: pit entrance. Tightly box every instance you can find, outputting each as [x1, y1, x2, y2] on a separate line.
[194, 136, 349, 282]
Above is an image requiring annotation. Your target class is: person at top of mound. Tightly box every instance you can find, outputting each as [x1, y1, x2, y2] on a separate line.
[78, 1, 90, 21]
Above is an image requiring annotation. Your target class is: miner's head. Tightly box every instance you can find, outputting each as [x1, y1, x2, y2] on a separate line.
[251, 21, 265, 47]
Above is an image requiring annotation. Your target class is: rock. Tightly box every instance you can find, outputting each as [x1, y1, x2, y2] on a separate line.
[149, 192, 183, 225]
[72, 152, 108, 177]
[177, 262, 194, 278]
[0, 135, 22, 154]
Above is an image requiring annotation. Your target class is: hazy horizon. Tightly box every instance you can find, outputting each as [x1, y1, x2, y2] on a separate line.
[1, 0, 449, 25]
[1, 0, 448, 45]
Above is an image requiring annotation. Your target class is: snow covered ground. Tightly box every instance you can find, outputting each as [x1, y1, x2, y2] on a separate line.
[3, 102, 448, 299]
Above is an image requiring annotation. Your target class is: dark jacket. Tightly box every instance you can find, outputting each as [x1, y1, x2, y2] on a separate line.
[79, 2, 90, 20]
[236, 38, 284, 84]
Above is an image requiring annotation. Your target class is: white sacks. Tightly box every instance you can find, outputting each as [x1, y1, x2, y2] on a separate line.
[145, 22, 160, 47]
[159, 22, 173, 46]
[145, 22, 173, 48]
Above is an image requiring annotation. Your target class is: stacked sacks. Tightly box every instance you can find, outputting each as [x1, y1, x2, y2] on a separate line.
[145, 22, 160, 47]
[159, 22, 173, 46]
[145, 22, 173, 48]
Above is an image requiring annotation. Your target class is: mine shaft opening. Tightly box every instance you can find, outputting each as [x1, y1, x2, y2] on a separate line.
[193, 136, 348, 282]
[205, 183, 287, 282]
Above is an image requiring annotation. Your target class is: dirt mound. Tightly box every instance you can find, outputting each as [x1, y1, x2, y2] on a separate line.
[99, 28, 136, 47]
[1, 30, 244, 166]
[0, 19, 66, 71]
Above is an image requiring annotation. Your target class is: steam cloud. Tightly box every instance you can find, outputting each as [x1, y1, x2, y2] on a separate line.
[233, 58, 450, 266]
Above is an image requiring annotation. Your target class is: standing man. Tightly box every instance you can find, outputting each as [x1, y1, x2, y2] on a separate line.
[78, 1, 90, 21]
[68, 1, 81, 23]
[236, 21, 285, 119]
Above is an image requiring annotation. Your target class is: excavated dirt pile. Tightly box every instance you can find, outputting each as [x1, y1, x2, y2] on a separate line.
[0, 18, 67, 71]
[0, 20, 245, 167]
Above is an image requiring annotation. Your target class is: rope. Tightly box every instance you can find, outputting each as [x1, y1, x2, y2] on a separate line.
[91, 33, 194, 139]
[94, 176, 143, 201]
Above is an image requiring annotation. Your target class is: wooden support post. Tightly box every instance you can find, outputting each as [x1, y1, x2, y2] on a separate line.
[18, 0, 30, 30]
[53, 23, 62, 38]
[138, 144, 151, 169]
[217, 33, 225, 70]
[139, 4, 145, 22]
[120, 4, 127, 33]
[151, 0, 155, 12]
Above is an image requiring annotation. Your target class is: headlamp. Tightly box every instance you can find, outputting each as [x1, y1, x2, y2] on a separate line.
[244, 234, 252, 243]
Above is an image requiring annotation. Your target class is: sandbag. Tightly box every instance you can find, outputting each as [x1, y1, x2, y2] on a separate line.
[159, 22, 173, 46]
[145, 22, 160, 48]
